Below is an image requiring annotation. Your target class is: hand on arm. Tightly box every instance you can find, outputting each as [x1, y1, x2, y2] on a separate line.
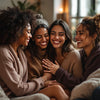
[42, 59, 60, 74]
[41, 72, 52, 82]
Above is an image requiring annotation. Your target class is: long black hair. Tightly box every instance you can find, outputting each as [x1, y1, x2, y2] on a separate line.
[48, 19, 73, 62]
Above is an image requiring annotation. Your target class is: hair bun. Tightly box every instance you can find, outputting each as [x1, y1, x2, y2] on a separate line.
[94, 14, 100, 33]
[34, 14, 48, 27]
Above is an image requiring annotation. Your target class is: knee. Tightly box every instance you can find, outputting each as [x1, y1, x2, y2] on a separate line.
[32, 93, 50, 100]
[51, 85, 62, 91]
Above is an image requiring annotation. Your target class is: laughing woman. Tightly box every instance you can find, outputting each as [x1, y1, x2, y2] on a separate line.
[42, 19, 83, 93]
[25, 17, 69, 100]
[42, 17, 100, 97]
[0, 7, 50, 100]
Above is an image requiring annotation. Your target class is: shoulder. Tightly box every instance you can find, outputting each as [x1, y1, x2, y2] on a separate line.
[87, 68, 100, 79]
[68, 49, 80, 58]
[0, 45, 13, 63]
[94, 45, 100, 55]
[0, 45, 10, 56]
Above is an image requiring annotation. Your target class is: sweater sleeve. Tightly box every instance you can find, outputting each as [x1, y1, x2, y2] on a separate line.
[71, 50, 83, 78]
[55, 50, 83, 90]
[55, 68, 81, 90]
[0, 48, 44, 96]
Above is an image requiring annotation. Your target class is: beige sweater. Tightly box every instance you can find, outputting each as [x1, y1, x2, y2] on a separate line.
[0, 45, 44, 98]
[61, 49, 83, 78]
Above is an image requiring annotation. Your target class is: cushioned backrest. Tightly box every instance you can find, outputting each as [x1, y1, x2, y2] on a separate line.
[0, 85, 10, 100]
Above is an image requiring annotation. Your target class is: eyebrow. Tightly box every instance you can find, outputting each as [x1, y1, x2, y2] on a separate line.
[51, 31, 65, 33]
[35, 33, 48, 36]
[76, 30, 84, 33]
[59, 32, 65, 33]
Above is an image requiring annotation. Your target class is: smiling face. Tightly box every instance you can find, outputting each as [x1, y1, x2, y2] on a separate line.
[33, 27, 49, 50]
[50, 25, 66, 49]
[18, 23, 32, 46]
[75, 24, 96, 50]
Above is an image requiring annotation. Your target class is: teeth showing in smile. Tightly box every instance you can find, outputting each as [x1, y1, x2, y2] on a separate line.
[53, 41, 59, 44]
[27, 40, 29, 42]
[41, 42, 47, 46]
[77, 41, 81, 43]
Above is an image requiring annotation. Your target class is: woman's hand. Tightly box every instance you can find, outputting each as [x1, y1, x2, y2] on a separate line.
[42, 72, 52, 82]
[42, 59, 60, 74]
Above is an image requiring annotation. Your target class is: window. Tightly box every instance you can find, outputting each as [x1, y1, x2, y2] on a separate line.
[70, 0, 100, 40]
[95, 0, 100, 13]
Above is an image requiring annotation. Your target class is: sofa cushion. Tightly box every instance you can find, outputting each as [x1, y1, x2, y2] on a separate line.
[0, 85, 10, 100]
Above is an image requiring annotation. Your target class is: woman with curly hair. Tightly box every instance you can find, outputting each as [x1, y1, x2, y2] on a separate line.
[69, 15, 100, 100]
[0, 7, 50, 100]
[42, 16, 100, 99]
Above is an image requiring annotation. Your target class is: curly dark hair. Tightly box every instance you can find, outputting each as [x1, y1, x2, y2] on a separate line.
[0, 7, 35, 45]
[79, 16, 99, 46]
[93, 14, 100, 41]
[48, 19, 73, 62]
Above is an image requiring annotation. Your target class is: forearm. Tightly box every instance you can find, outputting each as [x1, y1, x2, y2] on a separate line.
[55, 68, 81, 89]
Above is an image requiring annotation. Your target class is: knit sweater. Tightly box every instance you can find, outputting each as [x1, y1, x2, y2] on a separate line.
[55, 45, 100, 90]
[55, 49, 83, 89]
[0, 45, 44, 98]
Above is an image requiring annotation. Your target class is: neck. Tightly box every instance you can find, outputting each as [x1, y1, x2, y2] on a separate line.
[55, 48, 65, 65]
[84, 44, 94, 56]
[38, 48, 46, 56]
[11, 42, 19, 56]
[55, 48, 63, 58]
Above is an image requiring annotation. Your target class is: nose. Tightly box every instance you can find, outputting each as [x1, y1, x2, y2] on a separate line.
[75, 34, 80, 41]
[29, 33, 32, 39]
[55, 34, 59, 39]
[42, 36, 46, 41]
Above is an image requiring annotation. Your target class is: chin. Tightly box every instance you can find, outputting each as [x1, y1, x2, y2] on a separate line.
[77, 45, 83, 48]
[53, 45, 60, 48]
[24, 43, 28, 46]
[41, 47, 47, 50]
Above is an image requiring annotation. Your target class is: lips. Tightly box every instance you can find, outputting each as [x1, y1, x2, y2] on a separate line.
[41, 42, 47, 46]
[52, 40, 60, 44]
[77, 41, 81, 43]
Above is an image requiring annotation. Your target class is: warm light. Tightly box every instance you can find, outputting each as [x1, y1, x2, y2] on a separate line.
[59, 8, 63, 13]
[72, 26, 75, 31]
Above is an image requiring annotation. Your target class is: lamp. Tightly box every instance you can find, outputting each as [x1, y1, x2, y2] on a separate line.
[57, 8, 67, 22]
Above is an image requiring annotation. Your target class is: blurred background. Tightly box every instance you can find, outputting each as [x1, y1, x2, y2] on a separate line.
[0, 0, 100, 39]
